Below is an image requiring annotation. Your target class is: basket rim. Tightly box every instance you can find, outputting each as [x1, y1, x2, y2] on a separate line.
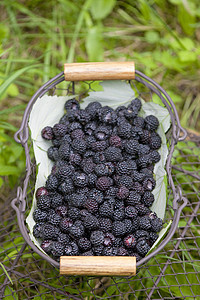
[12, 69, 188, 271]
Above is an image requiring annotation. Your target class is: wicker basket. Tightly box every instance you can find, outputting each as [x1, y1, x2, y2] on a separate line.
[12, 62, 188, 276]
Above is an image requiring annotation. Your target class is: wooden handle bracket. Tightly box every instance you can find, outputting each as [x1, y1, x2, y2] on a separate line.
[64, 62, 135, 81]
[60, 256, 136, 276]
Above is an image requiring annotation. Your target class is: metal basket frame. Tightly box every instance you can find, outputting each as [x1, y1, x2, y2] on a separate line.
[11, 69, 188, 270]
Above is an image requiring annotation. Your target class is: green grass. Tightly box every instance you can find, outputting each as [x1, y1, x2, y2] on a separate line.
[0, 0, 200, 298]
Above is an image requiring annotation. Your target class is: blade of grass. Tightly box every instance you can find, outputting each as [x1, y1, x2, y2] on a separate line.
[0, 262, 13, 285]
[0, 64, 41, 100]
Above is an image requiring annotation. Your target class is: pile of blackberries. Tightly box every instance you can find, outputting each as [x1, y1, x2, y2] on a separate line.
[33, 98, 163, 262]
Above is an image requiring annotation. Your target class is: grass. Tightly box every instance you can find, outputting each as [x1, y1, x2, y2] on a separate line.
[0, 0, 200, 298]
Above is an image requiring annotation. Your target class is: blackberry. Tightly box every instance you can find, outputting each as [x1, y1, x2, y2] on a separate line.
[93, 152, 106, 164]
[139, 216, 152, 231]
[50, 193, 63, 208]
[117, 247, 128, 256]
[124, 106, 138, 120]
[132, 116, 145, 128]
[65, 242, 79, 256]
[55, 206, 67, 218]
[135, 230, 149, 240]
[47, 146, 59, 161]
[93, 245, 104, 256]
[69, 193, 86, 208]
[99, 218, 112, 233]
[151, 218, 163, 232]
[112, 221, 126, 237]
[132, 171, 146, 183]
[33, 209, 47, 222]
[96, 176, 113, 191]
[128, 160, 137, 172]
[58, 178, 74, 195]
[117, 186, 129, 200]
[69, 122, 82, 132]
[71, 128, 85, 140]
[149, 232, 159, 245]
[109, 135, 122, 147]
[41, 240, 53, 254]
[88, 173, 97, 187]
[140, 168, 154, 177]
[113, 208, 125, 221]
[105, 146, 122, 162]
[64, 98, 80, 111]
[69, 153, 82, 166]
[72, 139, 87, 154]
[123, 235, 137, 248]
[59, 114, 69, 125]
[116, 161, 131, 175]
[33, 223, 44, 238]
[95, 163, 109, 177]
[85, 102, 102, 117]
[142, 177, 156, 192]
[118, 175, 133, 188]
[57, 233, 70, 244]
[82, 250, 93, 256]
[83, 150, 95, 159]
[53, 123, 68, 138]
[125, 139, 139, 155]
[132, 182, 145, 195]
[138, 144, 150, 157]
[36, 187, 48, 199]
[90, 231, 104, 246]
[130, 98, 142, 111]
[59, 218, 73, 233]
[122, 219, 132, 235]
[89, 189, 104, 204]
[137, 154, 152, 169]
[61, 134, 72, 144]
[102, 247, 117, 256]
[68, 207, 80, 220]
[98, 106, 117, 124]
[77, 109, 91, 124]
[142, 191, 155, 207]
[85, 136, 96, 149]
[125, 206, 138, 219]
[58, 143, 70, 160]
[125, 191, 141, 206]
[51, 242, 65, 257]
[92, 141, 107, 152]
[131, 217, 139, 232]
[41, 126, 54, 140]
[67, 109, 79, 122]
[95, 125, 110, 141]
[99, 201, 114, 218]
[140, 129, 151, 144]
[135, 204, 150, 216]
[136, 239, 150, 257]
[114, 200, 124, 210]
[149, 132, 162, 150]
[47, 211, 62, 226]
[113, 237, 123, 248]
[105, 187, 118, 198]
[150, 150, 161, 163]
[78, 238, 91, 252]
[117, 122, 132, 139]
[103, 232, 115, 247]
[68, 224, 85, 239]
[73, 172, 88, 187]
[145, 115, 159, 131]
[84, 122, 97, 135]
[55, 164, 74, 180]
[84, 214, 99, 231]
[84, 198, 98, 213]
[81, 158, 95, 174]
[41, 224, 60, 240]
[37, 195, 51, 211]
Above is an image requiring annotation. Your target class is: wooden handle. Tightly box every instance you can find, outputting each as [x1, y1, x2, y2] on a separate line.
[64, 62, 135, 81]
[60, 256, 136, 276]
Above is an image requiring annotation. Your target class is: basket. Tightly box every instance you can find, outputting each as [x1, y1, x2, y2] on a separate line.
[11, 62, 188, 276]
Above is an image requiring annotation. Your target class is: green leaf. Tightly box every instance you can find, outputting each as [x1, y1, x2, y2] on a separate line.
[0, 165, 19, 175]
[81, 80, 135, 109]
[4, 286, 18, 300]
[178, 50, 197, 62]
[90, 0, 116, 20]
[7, 83, 19, 97]
[178, 4, 196, 36]
[86, 25, 104, 61]
[144, 31, 160, 43]
[0, 64, 41, 100]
